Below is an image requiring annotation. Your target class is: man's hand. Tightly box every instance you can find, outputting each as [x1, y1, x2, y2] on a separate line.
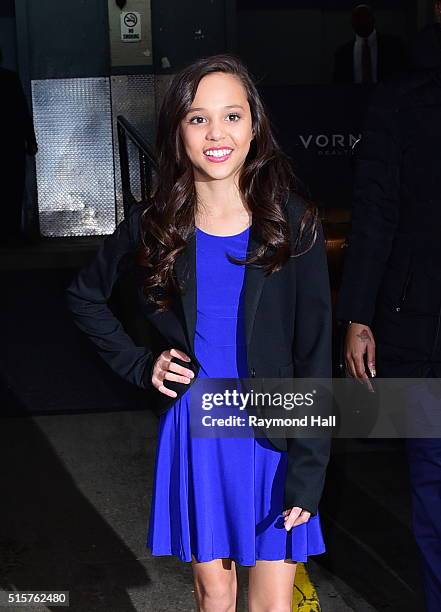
[344, 322, 376, 391]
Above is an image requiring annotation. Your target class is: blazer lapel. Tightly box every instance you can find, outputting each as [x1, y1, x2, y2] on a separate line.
[174, 222, 267, 358]
[243, 222, 267, 349]
[174, 230, 197, 355]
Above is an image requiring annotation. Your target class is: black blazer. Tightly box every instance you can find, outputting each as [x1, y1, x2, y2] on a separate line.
[336, 70, 441, 376]
[66, 192, 333, 514]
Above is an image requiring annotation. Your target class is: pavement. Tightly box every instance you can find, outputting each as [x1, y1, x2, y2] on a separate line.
[0, 410, 389, 611]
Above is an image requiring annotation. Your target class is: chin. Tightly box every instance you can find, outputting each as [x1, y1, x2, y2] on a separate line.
[209, 160, 245, 176]
[206, 170, 238, 182]
[195, 165, 239, 182]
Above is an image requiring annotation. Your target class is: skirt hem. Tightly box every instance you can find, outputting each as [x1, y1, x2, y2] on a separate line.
[146, 545, 326, 566]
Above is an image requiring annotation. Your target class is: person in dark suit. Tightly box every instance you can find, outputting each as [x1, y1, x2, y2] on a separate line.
[336, 20, 441, 612]
[0, 53, 38, 245]
[333, 3, 408, 84]
[66, 54, 332, 610]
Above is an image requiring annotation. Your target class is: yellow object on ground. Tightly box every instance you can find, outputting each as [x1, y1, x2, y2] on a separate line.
[293, 562, 321, 611]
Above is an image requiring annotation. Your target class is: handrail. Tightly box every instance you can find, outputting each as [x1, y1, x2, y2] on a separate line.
[116, 115, 158, 219]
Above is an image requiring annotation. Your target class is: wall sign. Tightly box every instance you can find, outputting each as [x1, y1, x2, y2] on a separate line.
[108, 0, 152, 66]
[120, 11, 141, 42]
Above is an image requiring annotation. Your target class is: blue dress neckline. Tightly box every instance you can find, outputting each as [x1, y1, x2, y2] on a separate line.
[196, 226, 250, 238]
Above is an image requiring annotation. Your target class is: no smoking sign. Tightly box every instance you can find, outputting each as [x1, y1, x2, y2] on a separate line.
[120, 11, 141, 42]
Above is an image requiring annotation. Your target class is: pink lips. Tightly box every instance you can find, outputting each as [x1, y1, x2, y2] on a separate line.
[203, 149, 233, 163]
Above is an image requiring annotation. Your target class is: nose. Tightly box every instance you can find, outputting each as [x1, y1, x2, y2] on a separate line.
[206, 118, 225, 141]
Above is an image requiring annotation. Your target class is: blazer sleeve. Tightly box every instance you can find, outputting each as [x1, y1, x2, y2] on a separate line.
[65, 204, 154, 390]
[283, 219, 333, 515]
[335, 83, 401, 326]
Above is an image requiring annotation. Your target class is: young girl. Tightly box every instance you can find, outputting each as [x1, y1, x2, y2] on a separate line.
[67, 54, 332, 611]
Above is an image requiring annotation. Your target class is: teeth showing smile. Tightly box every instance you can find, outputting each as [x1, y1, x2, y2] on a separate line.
[204, 149, 233, 157]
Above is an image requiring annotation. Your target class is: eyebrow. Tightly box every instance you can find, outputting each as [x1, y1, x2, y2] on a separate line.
[186, 104, 245, 113]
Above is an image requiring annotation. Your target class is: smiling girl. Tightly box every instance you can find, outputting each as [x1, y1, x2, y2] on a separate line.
[67, 54, 332, 611]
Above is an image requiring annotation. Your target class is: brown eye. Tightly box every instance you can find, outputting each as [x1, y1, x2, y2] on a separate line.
[189, 116, 206, 124]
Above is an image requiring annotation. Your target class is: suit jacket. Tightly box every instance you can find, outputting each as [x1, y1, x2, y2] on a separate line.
[66, 192, 333, 514]
[336, 66, 441, 376]
[333, 33, 408, 84]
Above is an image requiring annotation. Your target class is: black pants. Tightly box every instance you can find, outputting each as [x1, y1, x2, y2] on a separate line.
[376, 311, 441, 612]
[406, 435, 441, 612]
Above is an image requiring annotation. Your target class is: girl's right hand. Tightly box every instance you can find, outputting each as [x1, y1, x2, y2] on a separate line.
[151, 347, 195, 398]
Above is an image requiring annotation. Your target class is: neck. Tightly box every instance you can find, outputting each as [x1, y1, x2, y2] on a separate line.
[356, 28, 376, 40]
[194, 176, 250, 220]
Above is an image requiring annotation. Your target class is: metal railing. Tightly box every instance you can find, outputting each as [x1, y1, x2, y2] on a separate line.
[116, 115, 158, 219]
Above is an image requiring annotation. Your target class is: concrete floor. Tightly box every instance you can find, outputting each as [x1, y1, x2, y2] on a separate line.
[1, 409, 383, 612]
[0, 408, 424, 611]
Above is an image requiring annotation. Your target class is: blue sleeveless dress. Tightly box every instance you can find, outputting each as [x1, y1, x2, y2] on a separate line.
[146, 226, 326, 565]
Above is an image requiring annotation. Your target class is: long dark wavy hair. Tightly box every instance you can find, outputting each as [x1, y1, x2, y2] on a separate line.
[136, 53, 317, 311]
